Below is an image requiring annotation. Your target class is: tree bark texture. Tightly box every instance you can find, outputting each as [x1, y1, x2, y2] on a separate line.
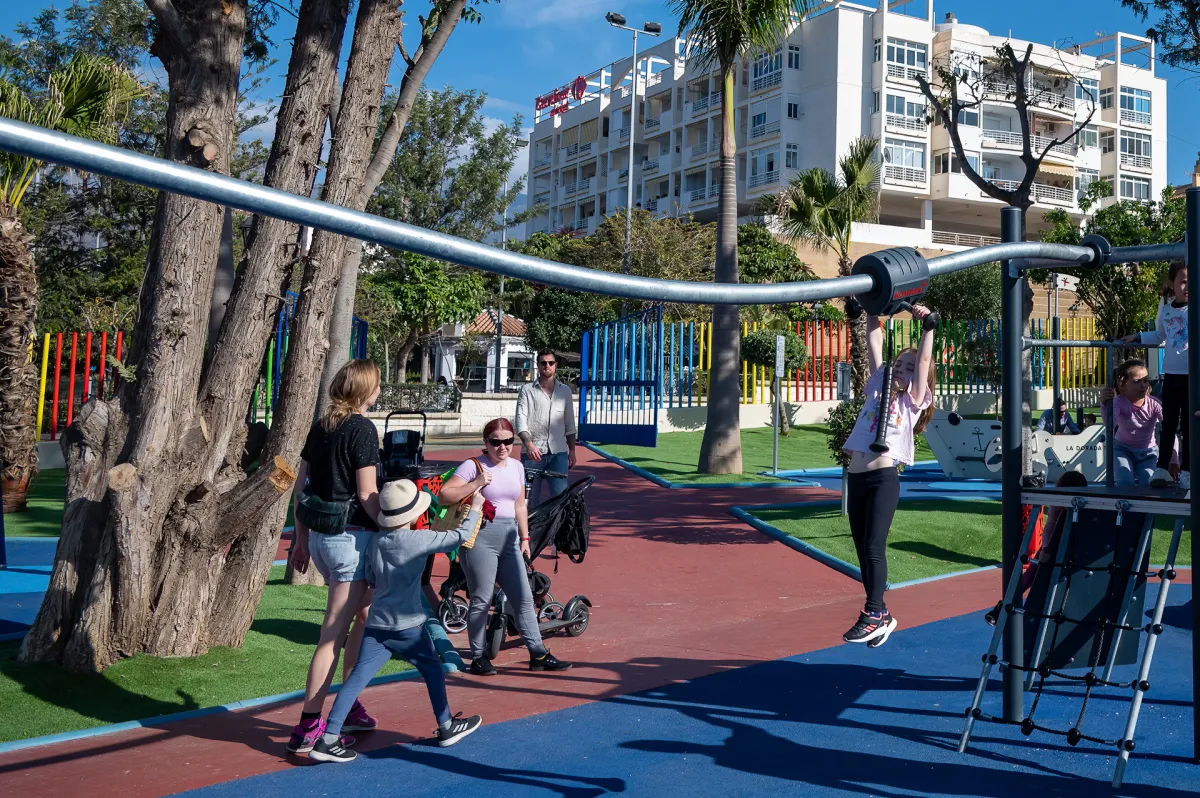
[317, 0, 471, 413]
[697, 66, 743, 475]
[0, 208, 38, 512]
[839, 255, 869, 397]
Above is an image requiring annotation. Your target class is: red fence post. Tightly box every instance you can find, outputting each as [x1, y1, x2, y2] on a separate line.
[82, 331, 93, 405]
[51, 333, 63, 441]
[66, 333, 78, 427]
[114, 331, 124, 391]
[98, 331, 108, 399]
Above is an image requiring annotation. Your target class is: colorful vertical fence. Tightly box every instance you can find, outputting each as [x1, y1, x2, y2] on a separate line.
[578, 306, 662, 447]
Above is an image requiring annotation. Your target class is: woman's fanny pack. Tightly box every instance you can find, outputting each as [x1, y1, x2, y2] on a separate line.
[296, 489, 351, 535]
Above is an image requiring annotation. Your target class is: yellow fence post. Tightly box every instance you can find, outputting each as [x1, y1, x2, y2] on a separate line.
[35, 332, 50, 440]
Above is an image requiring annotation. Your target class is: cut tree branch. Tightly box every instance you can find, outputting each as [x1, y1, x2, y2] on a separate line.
[144, 0, 192, 53]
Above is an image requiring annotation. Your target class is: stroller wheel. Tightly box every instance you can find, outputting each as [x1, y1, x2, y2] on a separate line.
[484, 612, 506, 661]
[565, 606, 589, 637]
[438, 595, 469, 634]
[538, 602, 565, 625]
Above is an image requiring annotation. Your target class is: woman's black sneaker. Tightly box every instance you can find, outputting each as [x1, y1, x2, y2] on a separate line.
[530, 651, 572, 671]
[843, 611, 893, 644]
[984, 600, 1003, 627]
[309, 737, 357, 763]
[469, 657, 497, 676]
[436, 713, 483, 747]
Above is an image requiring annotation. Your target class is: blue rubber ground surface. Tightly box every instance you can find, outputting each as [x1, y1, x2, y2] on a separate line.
[0, 539, 56, 638]
[184, 586, 1195, 798]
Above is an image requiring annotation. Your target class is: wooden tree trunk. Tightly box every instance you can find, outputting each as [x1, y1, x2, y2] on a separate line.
[839, 255, 869, 398]
[0, 208, 38, 512]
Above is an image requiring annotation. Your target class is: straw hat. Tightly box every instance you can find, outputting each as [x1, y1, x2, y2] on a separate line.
[376, 479, 432, 529]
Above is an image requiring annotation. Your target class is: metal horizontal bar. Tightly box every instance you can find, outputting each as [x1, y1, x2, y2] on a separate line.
[0, 118, 1111, 305]
[1022, 491, 1191, 517]
[1023, 338, 1163, 350]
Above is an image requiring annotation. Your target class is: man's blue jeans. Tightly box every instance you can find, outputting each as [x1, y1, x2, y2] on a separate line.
[523, 450, 569, 508]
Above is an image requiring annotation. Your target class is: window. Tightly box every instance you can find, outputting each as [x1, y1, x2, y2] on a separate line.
[886, 37, 928, 73]
[872, 91, 880, 113]
[1119, 87, 1152, 122]
[752, 110, 767, 128]
[1078, 124, 1099, 149]
[750, 148, 777, 176]
[1075, 167, 1099, 197]
[787, 98, 800, 119]
[1120, 174, 1152, 201]
[1100, 87, 1114, 109]
[886, 94, 924, 118]
[1076, 78, 1099, 103]
[884, 137, 926, 168]
[1120, 131, 1152, 158]
[956, 107, 979, 127]
[786, 143, 799, 169]
[788, 45, 801, 70]
[752, 47, 783, 79]
[874, 38, 881, 63]
[934, 151, 978, 174]
[1101, 130, 1115, 154]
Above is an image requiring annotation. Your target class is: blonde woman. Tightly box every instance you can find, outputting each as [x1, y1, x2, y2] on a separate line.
[286, 359, 382, 753]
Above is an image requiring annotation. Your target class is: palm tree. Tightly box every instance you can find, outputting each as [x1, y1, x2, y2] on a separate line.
[775, 136, 880, 397]
[672, 0, 821, 475]
[0, 55, 140, 512]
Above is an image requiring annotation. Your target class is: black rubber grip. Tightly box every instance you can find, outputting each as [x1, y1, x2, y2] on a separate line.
[869, 363, 894, 454]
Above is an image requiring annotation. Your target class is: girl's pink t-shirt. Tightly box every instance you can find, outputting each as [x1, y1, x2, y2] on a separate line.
[454, 455, 524, 517]
[843, 366, 933, 466]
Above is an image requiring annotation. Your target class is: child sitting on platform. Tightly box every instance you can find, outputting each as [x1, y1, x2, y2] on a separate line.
[308, 480, 486, 764]
[1100, 358, 1178, 488]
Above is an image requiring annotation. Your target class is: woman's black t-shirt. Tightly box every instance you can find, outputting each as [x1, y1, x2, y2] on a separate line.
[300, 414, 380, 530]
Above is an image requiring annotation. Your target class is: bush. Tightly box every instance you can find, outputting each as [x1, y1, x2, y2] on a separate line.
[824, 398, 864, 468]
[741, 328, 808, 371]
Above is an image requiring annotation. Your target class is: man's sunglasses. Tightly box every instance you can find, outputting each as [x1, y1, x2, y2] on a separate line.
[538, 360, 556, 367]
[487, 437, 515, 447]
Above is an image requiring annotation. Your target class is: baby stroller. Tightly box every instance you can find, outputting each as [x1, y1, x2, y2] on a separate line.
[378, 410, 445, 484]
[437, 473, 594, 659]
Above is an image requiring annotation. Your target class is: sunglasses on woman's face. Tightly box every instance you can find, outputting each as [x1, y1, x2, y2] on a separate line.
[488, 437, 514, 447]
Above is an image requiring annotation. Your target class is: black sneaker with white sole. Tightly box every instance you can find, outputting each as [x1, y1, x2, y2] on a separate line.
[309, 737, 357, 763]
[867, 614, 898, 648]
[843, 611, 892, 644]
[437, 713, 483, 747]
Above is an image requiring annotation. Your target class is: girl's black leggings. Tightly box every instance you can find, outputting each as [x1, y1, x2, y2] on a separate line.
[1157, 373, 1190, 471]
[847, 467, 901, 614]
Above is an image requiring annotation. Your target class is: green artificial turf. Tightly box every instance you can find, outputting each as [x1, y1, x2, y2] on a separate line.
[3, 469, 66, 537]
[753, 499, 1191, 584]
[600, 426, 934, 485]
[0, 566, 409, 743]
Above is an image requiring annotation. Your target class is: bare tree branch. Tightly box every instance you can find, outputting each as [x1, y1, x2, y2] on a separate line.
[144, 0, 192, 54]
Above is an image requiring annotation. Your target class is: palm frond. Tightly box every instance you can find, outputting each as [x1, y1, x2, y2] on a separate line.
[672, 0, 822, 70]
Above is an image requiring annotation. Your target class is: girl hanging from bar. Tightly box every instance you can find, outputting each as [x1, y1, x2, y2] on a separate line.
[838, 301, 938, 648]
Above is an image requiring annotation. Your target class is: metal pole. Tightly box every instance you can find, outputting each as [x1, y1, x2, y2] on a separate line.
[1051, 315, 1061, 433]
[495, 177, 507, 394]
[1186, 187, 1200, 764]
[623, 29, 638, 277]
[1000, 205, 1025, 723]
[1106, 343, 1116, 489]
[773, 370, 781, 475]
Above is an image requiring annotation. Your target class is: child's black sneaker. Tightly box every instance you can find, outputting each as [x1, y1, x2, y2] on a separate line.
[530, 651, 572, 671]
[308, 736, 357, 763]
[437, 713, 483, 747]
[843, 611, 891, 644]
[867, 613, 898, 648]
[984, 600, 1003, 627]
[469, 657, 497, 676]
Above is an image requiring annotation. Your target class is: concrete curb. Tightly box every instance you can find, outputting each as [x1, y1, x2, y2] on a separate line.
[582, 442, 820, 489]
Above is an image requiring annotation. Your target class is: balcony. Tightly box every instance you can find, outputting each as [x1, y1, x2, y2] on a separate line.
[612, 167, 629, 182]
[751, 70, 782, 92]
[533, 155, 552, 171]
[885, 114, 927, 134]
[689, 140, 709, 159]
[647, 72, 663, 88]
[709, 185, 720, 198]
[986, 178, 1073, 205]
[689, 186, 708, 203]
[886, 62, 927, 83]
[618, 126, 630, 141]
[1120, 152, 1152, 171]
[532, 190, 551, 206]
[750, 119, 781, 140]
[932, 230, 1001, 247]
[983, 80, 1074, 113]
[645, 198, 659, 212]
[747, 169, 779, 189]
[563, 141, 593, 161]
[642, 158, 660, 174]
[561, 181, 577, 196]
[884, 164, 927, 184]
[1120, 108, 1152, 127]
[645, 115, 662, 132]
[981, 129, 1076, 158]
[574, 177, 592, 195]
[692, 94, 712, 114]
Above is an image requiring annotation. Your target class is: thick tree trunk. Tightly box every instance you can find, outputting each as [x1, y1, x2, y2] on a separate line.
[316, 0, 472, 413]
[395, 328, 418, 384]
[0, 209, 39, 512]
[698, 67, 742, 475]
[839, 255, 869, 398]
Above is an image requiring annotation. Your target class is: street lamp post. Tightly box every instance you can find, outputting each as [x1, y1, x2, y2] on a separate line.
[495, 137, 529, 393]
[606, 12, 661, 277]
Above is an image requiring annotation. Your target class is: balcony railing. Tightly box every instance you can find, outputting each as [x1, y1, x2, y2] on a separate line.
[983, 80, 1074, 113]
[533, 155, 552, 170]
[747, 169, 779, 189]
[647, 72, 663, 88]
[692, 94, 712, 114]
[986, 179, 1073, 205]
[709, 185, 720, 198]
[1120, 152, 1152, 170]
[751, 70, 782, 92]
[1120, 108, 1152, 126]
[645, 115, 662, 132]
[533, 190, 551, 206]
[981, 129, 1076, 157]
[750, 119, 781, 140]
[618, 126, 630, 141]
[642, 158, 660, 174]
[689, 140, 709, 159]
[563, 142, 592, 160]
[884, 164, 927, 184]
[885, 114, 927, 133]
[575, 177, 592, 195]
[689, 187, 708, 203]
[645, 198, 659, 212]
[886, 62, 927, 82]
[561, 181, 577, 196]
[932, 230, 1001, 247]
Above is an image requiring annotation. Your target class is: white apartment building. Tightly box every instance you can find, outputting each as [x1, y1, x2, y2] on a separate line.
[525, 0, 1167, 265]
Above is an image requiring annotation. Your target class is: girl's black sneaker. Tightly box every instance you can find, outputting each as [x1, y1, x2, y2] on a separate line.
[843, 611, 893, 644]
[469, 657, 497, 676]
[437, 713, 483, 747]
[530, 651, 572, 671]
[867, 614, 898, 648]
[309, 737, 357, 763]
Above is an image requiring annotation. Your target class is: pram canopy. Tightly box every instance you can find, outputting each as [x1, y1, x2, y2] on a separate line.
[526, 476, 594, 563]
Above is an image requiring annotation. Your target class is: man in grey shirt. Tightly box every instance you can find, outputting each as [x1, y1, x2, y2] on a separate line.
[515, 349, 577, 506]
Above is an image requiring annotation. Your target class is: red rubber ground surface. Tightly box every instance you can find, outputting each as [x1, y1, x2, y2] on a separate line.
[0, 448, 1035, 796]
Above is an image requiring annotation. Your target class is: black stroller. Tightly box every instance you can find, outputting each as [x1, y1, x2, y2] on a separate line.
[437, 472, 594, 659]
[378, 410, 445, 484]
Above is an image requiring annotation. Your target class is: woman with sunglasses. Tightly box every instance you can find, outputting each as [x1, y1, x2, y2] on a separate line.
[437, 418, 573, 676]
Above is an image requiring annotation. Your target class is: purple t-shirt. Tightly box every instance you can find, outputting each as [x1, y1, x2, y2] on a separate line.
[454, 455, 524, 517]
[843, 366, 933, 466]
[1103, 394, 1179, 464]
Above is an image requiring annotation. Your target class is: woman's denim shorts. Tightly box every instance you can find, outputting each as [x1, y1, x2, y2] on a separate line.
[308, 527, 372, 584]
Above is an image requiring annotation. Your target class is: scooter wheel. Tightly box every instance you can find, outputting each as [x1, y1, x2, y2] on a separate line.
[438, 596, 469, 634]
[538, 602, 565, 624]
[565, 606, 589, 637]
[484, 613, 505, 660]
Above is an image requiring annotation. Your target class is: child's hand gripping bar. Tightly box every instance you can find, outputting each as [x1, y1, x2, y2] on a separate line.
[868, 302, 939, 455]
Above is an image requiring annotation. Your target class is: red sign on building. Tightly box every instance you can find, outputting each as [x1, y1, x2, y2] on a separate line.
[536, 76, 588, 113]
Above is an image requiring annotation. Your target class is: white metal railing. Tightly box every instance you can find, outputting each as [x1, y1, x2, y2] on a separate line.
[563, 143, 579, 158]
[562, 181, 577, 196]
[618, 126, 630, 141]
[578, 141, 592, 157]
[1120, 152, 1152, 170]
[982, 129, 1075, 157]
[533, 191, 551, 205]
[747, 170, 779, 189]
[645, 115, 661, 132]
[614, 167, 629, 180]
[689, 187, 708, 203]
[750, 119, 781, 140]
[648, 72, 663, 88]
[645, 198, 659, 212]
[689, 140, 709, 159]
[751, 71, 782, 92]
[884, 164, 926, 183]
[692, 94, 712, 114]
[643, 158, 660, 173]
[1120, 108, 1152, 126]
[886, 114, 927, 133]
[619, 85, 632, 98]
[932, 230, 1001, 247]
[886, 62, 927, 82]
[533, 155, 552, 170]
[1033, 183, 1073, 204]
[983, 80, 1073, 113]
[576, 177, 592, 194]
[709, 185, 720, 197]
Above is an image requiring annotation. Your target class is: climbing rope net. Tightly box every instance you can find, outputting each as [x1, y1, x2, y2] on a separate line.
[958, 489, 1188, 788]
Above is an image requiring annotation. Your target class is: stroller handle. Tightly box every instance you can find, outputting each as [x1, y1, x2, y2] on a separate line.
[383, 409, 428, 436]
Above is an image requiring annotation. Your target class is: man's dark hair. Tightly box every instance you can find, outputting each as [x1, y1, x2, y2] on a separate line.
[537, 349, 557, 362]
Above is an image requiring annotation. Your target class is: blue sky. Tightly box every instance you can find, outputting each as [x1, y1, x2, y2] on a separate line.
[4, 0, 1200, 186]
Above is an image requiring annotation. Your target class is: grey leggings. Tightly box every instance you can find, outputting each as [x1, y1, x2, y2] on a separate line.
[459, 517, 546, 659]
